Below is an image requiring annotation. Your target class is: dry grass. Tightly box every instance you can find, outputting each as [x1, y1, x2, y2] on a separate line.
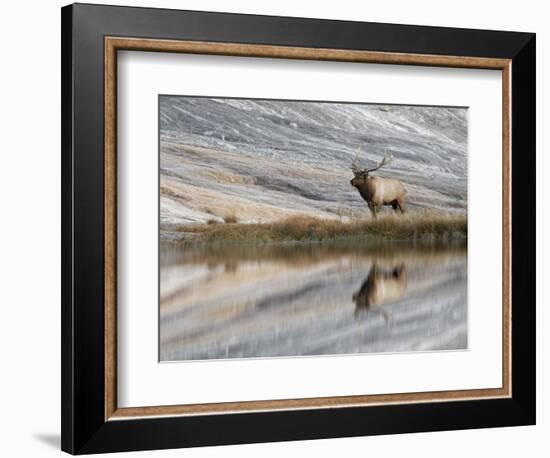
[176, 211, 467, 243]
[202, 170, 253, 185]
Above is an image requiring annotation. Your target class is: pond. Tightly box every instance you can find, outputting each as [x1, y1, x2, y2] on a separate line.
[159, 240, 467, 361]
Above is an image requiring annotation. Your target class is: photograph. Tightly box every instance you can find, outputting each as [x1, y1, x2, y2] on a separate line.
[51, 2, 538, 455]
[159, 96, 468, 362]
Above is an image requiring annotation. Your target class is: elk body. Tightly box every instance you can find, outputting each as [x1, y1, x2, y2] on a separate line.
[350, 153, 406, 216]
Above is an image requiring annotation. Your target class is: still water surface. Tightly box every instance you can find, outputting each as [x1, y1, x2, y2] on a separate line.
[160, 241, 467, 361]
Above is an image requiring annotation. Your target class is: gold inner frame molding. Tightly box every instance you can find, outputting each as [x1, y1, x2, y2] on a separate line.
[104, 36, 512, 421]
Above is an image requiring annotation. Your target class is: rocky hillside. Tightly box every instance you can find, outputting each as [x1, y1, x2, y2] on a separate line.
[159, 96, 468, 228]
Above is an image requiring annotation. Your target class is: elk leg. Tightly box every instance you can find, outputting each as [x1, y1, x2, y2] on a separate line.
[371, 204, 379, 218]
[368, 202, 375, 217]
[391, 200, 399, 212]
[397, 198, 406, 214]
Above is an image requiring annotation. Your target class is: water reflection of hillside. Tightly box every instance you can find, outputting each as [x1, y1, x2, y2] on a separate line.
[160, 241, 467, 361]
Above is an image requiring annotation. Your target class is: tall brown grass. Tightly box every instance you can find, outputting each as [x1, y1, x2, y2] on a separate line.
[176, 211, 467, 243]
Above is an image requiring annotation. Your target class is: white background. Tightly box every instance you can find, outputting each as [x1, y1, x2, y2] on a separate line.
[118, 52, 502, 407]
[0, 0, 545, 457]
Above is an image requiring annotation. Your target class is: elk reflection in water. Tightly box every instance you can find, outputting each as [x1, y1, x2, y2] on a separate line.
[353, 264, 407, 324]
[160, 241, 467, 361]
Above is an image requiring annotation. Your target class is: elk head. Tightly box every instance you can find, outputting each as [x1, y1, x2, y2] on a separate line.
[350, 151, 393, 188]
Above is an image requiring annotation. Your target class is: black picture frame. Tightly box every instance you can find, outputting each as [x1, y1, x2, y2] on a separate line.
[61, 3, 536, 454]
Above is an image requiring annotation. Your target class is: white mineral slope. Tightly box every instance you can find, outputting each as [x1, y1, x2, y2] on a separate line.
[160, 97, 467, 229]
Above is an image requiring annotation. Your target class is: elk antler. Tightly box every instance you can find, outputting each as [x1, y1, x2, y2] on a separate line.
[350, 148, 365, 175]
[366, 152, 393, 174]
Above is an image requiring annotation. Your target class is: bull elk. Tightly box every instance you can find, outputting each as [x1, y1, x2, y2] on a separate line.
[350, 152, 406, 216]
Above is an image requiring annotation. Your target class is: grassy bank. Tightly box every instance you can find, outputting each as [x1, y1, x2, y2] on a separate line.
[172, 212, 467, 243]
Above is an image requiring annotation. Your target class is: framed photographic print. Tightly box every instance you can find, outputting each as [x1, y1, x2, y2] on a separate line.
[61, 3, 536, 454]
